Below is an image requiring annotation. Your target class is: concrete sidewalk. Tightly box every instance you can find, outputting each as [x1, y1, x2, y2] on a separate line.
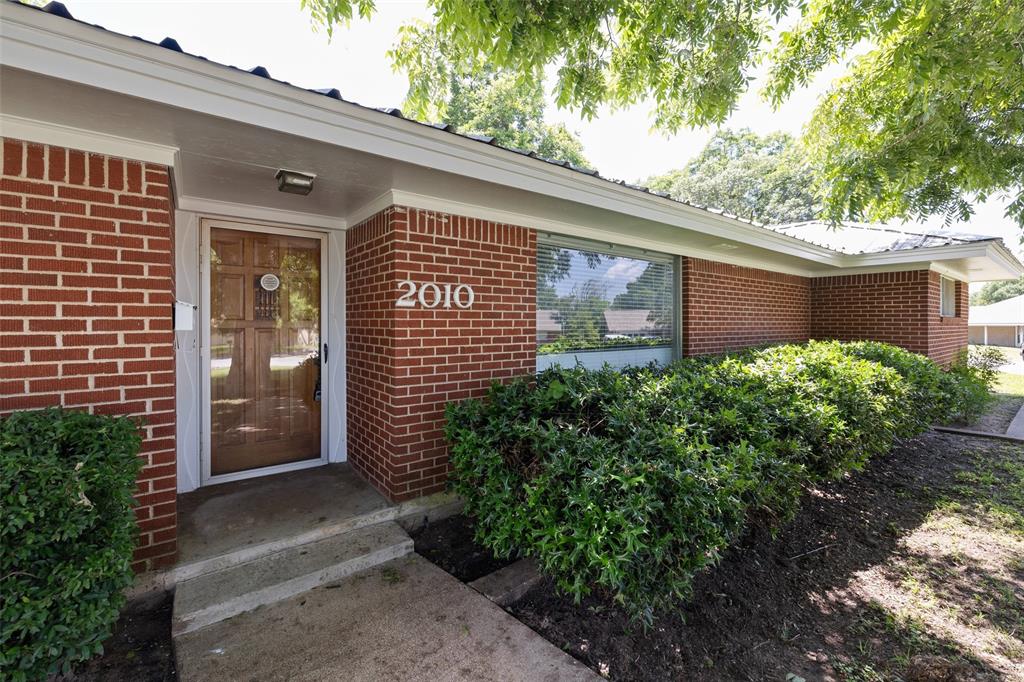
[1008, 402, 1024, 439]
[174, 553, 599, 682]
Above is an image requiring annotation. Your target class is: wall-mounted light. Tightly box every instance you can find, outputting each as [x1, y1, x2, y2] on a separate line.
[275, 169, 315, 195]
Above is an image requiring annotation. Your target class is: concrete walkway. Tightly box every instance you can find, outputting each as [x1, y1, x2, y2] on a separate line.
[175, 554, 598, 682]
[1008, 402, 1024, 439]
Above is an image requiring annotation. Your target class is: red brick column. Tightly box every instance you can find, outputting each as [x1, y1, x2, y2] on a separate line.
[1, 138, 177, 571]
[346, 206, 536, 501]
[926, 271, 969, 365]
[680, 257, 811, 356]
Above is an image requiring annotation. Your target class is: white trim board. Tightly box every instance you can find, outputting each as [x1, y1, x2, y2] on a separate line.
[349, 190, 824, 277]
[177, 196, 346, 231]
[349, 189, 1006, 281]
[0, 113, 179, 165]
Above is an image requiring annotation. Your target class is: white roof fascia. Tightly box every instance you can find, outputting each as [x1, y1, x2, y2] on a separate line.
[351, 190, 823, 277]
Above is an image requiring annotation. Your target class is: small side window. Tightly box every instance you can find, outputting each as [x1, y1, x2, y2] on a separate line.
[940, 276, 956, 317]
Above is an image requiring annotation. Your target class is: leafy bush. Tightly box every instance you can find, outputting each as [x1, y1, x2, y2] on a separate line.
[1, 409, 142, 681]
[842, 341, 956, 430]
[445, 341, 995, 623]
[946, 346, 1005, 422]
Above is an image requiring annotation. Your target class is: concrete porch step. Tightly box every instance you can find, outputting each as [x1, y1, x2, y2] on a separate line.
[172, 521, 413, 636]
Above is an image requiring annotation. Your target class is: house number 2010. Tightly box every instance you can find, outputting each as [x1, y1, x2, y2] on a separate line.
[396, 280, 475, 309]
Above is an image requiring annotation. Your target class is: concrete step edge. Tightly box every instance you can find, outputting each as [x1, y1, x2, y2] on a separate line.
[468, 558, 543, 607]
[172, 492, 458, 583]
[173, 534, 413, 637]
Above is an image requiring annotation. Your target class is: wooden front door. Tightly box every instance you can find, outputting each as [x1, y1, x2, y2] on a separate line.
[209, 225, 323, 476]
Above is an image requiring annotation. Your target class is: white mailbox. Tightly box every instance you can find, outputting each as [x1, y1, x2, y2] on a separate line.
[174, 300, 196, 331]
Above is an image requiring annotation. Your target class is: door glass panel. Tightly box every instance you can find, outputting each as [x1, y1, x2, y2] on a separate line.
[210, 227, 322, 476]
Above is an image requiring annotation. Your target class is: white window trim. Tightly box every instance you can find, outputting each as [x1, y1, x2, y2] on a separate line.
[940, 276, 957, 318]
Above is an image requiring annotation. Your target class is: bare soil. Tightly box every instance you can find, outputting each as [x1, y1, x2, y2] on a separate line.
[504, 431, 1024, 681]
[952, 392, 1024, 434]
[411, 513, 516, 582]
[59, 590, 176, 681]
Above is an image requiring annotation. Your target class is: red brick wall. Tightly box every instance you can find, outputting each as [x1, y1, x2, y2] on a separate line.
[681, 257, 811, 355]
[346, 206, 536, 501]
[679, 260, 967, 364]
[809, 270, 967, 364]
[927, 271, 969, 365]
[1, 138, 177, 571]
[345, 208, 398, 497]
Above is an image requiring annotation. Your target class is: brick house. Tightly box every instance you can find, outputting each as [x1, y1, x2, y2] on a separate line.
[2, 0, 1022, 583]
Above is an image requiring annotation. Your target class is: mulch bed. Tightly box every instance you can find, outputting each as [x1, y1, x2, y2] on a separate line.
[502, 431, 1017, 681]
[59, 590, 176, 682]
[410, 513, 516, 582]
[951, 393, 1024, 434]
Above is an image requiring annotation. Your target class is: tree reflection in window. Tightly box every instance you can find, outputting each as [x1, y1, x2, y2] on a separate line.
[537, 243, 673, 354]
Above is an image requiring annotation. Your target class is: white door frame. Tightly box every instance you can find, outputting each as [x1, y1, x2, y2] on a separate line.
[199, 217, 332, 487]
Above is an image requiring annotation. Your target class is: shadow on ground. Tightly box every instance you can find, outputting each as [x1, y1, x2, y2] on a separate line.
[510, 431, 1023, 681]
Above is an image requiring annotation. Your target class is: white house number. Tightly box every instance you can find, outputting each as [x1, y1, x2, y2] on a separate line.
[396, 281, 475, 309]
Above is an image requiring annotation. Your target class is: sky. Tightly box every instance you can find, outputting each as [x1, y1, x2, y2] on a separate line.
[54, 0, 1024, 266]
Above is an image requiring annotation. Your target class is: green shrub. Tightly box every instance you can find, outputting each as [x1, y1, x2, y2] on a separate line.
[842, 341, 955, 430]
[745, 342, 911, 478]
[445, 341, 995, 624]
[1, 409, 142, 681]
[945, 346, 1004, 422]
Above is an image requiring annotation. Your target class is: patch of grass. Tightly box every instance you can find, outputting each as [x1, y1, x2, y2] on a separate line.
[841, 603, 971, 680]
[380, 566, 404, 584]
[946, 447, 1024, 534]
[994, 371, 1024, 396]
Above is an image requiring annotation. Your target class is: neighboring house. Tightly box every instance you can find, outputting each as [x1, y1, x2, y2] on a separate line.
[536, 310, 561, 343]
[537, 309, 662, 342]
[602, 309, 661, 338]
[1, 0, 1023, 579]
[968, 294, 1024, 347]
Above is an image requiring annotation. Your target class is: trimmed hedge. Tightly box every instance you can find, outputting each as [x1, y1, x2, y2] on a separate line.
[444, 341, 996, 623]
[1, 409, 142, 681]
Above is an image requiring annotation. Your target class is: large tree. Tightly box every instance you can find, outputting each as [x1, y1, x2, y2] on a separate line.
[971, 276, 1024, 306]
[645, 129, 821, 224]
[440, 70, 589, 167]
[304, 0, 1024, 237]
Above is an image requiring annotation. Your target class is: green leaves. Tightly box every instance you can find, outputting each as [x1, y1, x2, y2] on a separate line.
[1, 409, 142, 681]
[443, 341, 990, 624]
[645, 128, 823, 224]
[305, 0, 1024, 235]
[971, 276, 1024, 306]
[797, 0, 1024, 232]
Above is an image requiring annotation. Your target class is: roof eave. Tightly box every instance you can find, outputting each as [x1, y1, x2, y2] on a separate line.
[0, 1, 842, 266]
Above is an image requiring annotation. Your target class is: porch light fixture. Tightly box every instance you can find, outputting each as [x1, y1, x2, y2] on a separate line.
[275, 169, 315, 195]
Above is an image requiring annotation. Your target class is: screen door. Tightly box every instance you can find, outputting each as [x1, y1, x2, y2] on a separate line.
[208, 226, 322, 476]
